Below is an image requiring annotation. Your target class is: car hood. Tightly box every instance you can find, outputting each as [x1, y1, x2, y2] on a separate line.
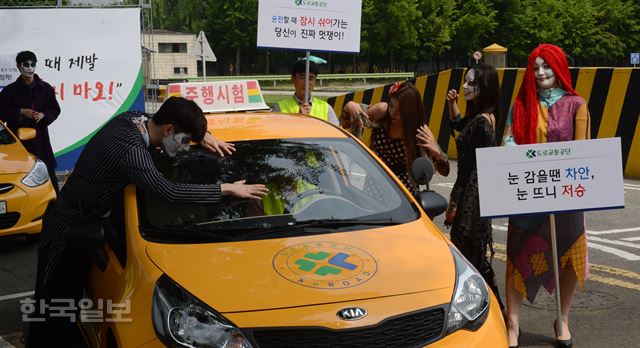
[146, 218, 455, 312]
[0, 142, 35, 174]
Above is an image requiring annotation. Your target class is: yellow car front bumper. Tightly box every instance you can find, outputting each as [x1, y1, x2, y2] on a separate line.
[0, 172, 56, 237]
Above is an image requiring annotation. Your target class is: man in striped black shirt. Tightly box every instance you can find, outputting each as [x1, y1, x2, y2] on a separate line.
[25, 97, 268, 347]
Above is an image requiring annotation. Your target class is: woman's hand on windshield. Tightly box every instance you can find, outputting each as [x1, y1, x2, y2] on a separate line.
[202, 131, 236, 157]
[221, 180, 269, 200]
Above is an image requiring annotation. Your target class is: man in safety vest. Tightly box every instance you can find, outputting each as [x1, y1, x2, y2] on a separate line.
[263, 149, 325, 215]
[272, 59, 339, 126]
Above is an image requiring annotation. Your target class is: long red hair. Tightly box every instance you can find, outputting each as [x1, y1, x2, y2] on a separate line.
[512, 44, 578, 144]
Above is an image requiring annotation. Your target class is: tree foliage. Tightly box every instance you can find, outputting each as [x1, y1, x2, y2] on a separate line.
[146, 0, 640, 71]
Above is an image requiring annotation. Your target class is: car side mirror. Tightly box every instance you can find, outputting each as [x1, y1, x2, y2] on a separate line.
[412, 157, 448, 219]
[17, 127, 36, 141]
[414, 190, 448, 219]
[63, 217, 110, 271]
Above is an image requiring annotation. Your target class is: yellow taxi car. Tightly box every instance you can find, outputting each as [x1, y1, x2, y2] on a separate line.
[69, 110, 507, 348]
[0, 122, 56, 241]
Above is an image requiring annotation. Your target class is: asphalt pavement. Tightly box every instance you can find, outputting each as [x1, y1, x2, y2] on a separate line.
[428, 161, 640, 348]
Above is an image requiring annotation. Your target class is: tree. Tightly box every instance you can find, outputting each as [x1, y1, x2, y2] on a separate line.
[360, 0, 420, 68]
[502, 0, 565, 62]
[205, 0, 258, 75]
[150, 0, 208, 33]
[449, 0, 497, 61]
[415, 0, 457, 68]
[586, 0, 640, 63]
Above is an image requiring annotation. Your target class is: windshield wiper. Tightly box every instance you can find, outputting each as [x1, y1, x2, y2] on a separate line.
[231, 217, 401, 240]
[286, 218, 400, 229]
[141, 227, 235, 243]
[147, 217, 401, 242]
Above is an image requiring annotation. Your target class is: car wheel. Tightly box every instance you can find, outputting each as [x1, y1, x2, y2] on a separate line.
[25, 233, 41, 244]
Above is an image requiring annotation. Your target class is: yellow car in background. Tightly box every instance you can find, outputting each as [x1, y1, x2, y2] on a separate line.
[69, 113, 506, 348]
[0, 122, 55, 241]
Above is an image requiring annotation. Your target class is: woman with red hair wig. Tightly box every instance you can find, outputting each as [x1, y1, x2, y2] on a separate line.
[502, 44, 591, 348]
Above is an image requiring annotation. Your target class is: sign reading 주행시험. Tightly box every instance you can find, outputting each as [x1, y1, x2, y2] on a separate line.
[476, 138, 624, 218]
[167, 80, 270, 113]
[257, 0, 362, 53]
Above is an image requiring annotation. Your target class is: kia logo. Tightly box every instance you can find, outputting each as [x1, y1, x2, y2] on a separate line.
[337, 307, 367, 321]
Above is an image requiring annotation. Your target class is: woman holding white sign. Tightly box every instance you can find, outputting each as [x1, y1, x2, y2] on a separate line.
[444, 63, 505, 312]
[502, 44, 591, 348]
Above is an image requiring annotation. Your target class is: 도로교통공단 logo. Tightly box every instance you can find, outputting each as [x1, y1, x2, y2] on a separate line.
[273, 242, 377, 289]
[526, 147, 572, 159]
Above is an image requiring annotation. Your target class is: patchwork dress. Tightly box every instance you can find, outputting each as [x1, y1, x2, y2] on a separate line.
[503, 88, 591, 303]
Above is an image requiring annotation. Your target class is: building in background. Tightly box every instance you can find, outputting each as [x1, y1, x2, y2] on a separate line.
[142, 30, 197, 82]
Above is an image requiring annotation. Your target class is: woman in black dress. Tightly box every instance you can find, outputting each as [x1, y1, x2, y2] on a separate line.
[445, 63, 504, 311]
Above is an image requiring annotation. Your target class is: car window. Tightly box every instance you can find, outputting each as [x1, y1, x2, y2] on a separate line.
[0, 123, 16, 145]
[138, 138, 419, 243]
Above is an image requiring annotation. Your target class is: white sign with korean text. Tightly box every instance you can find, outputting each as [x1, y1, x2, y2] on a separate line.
[257, 0, 362, 53]
[476, 138, 624, 218]
[0, 8, 142, 170]
[167, 80, 270, 113]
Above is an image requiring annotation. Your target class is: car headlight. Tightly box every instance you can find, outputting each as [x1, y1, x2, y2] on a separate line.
[153, 275, 253, 348]
[21, 159, 49, 187]
[446, 246, 490, 333]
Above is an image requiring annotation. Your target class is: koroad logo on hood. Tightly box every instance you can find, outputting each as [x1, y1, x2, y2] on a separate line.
[273, 242, 378, 290]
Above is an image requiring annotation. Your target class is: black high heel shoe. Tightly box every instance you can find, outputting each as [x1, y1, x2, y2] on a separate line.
[508, 327, 521, 348]
[554, 320, 573, 348]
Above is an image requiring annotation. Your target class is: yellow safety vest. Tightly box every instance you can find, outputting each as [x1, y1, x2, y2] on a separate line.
[263, 150, 322, 215]
[277, 96, 329, 121]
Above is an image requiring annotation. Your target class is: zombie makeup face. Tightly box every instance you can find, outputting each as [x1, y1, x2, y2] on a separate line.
[463, 68, 480, 101]
[534, 56, 557, 90]
[18, 60, 36, 78]
[162, 132, 191, 157]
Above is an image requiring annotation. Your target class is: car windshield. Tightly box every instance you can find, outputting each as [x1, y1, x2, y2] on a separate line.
[138, 138, 419, 243]
[0, 123, 16, 145]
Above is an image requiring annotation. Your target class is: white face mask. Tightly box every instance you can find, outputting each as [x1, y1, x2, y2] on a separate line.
[162, 132, 191, 157]
[463, 69, 480, 101]
[18, 60, 36, 78]
[534, 56, 557, 90]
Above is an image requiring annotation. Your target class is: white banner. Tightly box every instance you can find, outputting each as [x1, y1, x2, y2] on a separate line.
[0, 8, 143, 170]
[167, 80, 269, 113]
[257, 0, 362, 53]
[476, 138, 625, 218]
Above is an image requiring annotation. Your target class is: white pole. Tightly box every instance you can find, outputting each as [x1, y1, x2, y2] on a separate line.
[304, 50, 310, 104]
[201, 31, 207, 82]
[549, 213, 564, 336]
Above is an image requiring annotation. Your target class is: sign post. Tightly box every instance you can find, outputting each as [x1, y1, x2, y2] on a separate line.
[192, 31, 216, 82]
[476, 138, 625, 335]
[257, 0, 362, 106]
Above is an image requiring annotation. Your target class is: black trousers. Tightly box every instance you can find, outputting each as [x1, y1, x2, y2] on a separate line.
[25, 244, 89, 348]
